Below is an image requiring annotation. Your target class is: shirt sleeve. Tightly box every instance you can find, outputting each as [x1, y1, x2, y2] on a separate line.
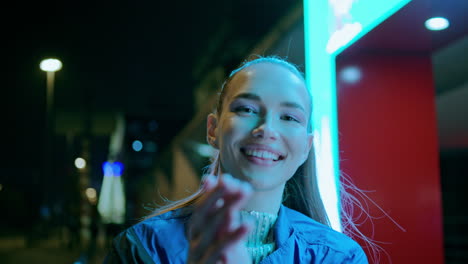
[325, 241, 369, 264]
[103, 228, 155, 264]
[344, 244, 369, 264]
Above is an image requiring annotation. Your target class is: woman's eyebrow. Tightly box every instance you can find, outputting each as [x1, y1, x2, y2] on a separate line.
[232, 92, 261, 101]
[232, 92, 305, 112]
[281, 101, 306, 113]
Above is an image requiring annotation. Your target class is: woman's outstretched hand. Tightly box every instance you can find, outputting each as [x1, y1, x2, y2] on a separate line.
[187, 174, 253, 264]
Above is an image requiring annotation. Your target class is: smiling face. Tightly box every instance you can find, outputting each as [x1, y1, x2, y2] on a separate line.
[207, 62, 313, 191]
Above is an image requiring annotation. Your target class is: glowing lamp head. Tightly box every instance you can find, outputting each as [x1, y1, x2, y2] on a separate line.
[74, 157, 86, 169]
[425, 17, 449, 31]
[40, 58, 63, 72]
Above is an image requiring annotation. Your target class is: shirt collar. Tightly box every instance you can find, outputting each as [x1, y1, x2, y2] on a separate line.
[273, 205, 295, 247]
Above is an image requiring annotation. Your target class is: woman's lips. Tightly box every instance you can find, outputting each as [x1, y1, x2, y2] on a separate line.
[244, 149, 280, 160]
[240, 146, 285, 166]
[242, 153, 278, 166]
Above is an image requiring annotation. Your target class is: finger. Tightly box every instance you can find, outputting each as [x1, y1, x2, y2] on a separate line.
[189, 177, 253, 263]
[196, 173, 250, 218]
[191, 188, 246, 253]
[211, 175, 253, 236]
[201, 174, 217, 191]
[189, 174, 253, 257]
[189, 178, 227, 238]
[196, 175, 228, 214]
[215, 192, 255, 242]
[219, 175, 253, 212]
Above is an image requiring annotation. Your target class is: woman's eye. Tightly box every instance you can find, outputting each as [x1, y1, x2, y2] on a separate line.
[234, 106, 257, 114]
[282, 115, 300, 122]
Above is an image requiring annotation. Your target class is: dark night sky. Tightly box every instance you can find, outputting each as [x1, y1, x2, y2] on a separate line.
[6, 0, 296, 135]
[5, 0, 298, 160]
[3, 0, 299, 228]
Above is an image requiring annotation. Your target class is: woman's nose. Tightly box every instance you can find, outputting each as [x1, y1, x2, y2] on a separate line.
[251, 117, 279, 140]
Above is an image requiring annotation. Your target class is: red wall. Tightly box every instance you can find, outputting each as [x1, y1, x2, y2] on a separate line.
[337, 54, 445, 263]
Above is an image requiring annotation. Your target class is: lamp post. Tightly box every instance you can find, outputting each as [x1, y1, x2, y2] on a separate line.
[39, 58, 62, 207]
[40, 59, 62, 117]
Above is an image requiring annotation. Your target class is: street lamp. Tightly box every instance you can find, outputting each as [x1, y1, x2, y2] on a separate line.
[39, 58, 62, 206]
[40, 58, 62, 116]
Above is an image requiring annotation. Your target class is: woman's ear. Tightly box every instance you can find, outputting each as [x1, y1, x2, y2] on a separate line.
[206, 113, 219, 149]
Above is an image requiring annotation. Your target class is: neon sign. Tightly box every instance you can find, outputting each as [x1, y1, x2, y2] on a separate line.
[304, 0, 411, 231]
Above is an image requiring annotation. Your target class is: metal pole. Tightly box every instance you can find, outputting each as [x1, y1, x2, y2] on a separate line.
[44, 71, 55, 207]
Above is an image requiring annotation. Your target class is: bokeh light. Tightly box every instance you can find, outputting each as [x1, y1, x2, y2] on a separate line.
[85, 188, 97, 199]
[339, 66, 362, 84]
[74, 157, 86, 169]
[132, 140, 143, 152]
[85, 187, 97, 205]
[425, 17, 449, 31]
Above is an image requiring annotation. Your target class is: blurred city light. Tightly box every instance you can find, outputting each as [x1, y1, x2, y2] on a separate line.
[425, 17, 449, 31]
[74, 157, 86, 169]
[102, 161, 124, 177]
[85, 187, 97, 199]
[194, 142, 216, 157]
[339, 66, 362, 84]
[98, 161, 126, 224]
[145, 141, 157, 153]
[132, 140, 143, 152]
[0, 183, 3, 191]
[39, 58, 63, 72]
[85, 187, 98, 204]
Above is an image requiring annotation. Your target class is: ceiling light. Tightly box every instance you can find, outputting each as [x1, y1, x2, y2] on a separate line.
[425, 17, 449, 31]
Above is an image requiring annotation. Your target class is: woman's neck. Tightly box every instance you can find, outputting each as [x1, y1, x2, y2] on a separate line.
[241, 183, 285, 215]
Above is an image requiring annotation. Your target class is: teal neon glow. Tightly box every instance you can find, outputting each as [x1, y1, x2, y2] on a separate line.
[331, 0, 412, 55]
[303, 0, 411, 232]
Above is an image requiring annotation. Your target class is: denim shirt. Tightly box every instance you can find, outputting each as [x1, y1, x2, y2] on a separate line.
[105, 205, 368, 263]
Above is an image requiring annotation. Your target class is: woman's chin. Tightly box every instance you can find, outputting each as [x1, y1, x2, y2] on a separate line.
[235, 172, 283, 192]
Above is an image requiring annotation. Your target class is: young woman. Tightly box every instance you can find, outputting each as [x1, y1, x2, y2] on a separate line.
[105, 56, 368, 263]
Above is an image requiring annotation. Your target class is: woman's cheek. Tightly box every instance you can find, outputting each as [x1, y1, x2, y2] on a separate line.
[287, 129, 308, 147]
[234, 117, 258, 131]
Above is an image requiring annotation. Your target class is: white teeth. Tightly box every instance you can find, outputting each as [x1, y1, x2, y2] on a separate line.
[244, 149, 280, 160]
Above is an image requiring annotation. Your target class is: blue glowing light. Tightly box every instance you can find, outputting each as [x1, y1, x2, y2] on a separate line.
[102, 161, 124, 177]
[98, 161, 126, 224]
[132, 140, 143, 152]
